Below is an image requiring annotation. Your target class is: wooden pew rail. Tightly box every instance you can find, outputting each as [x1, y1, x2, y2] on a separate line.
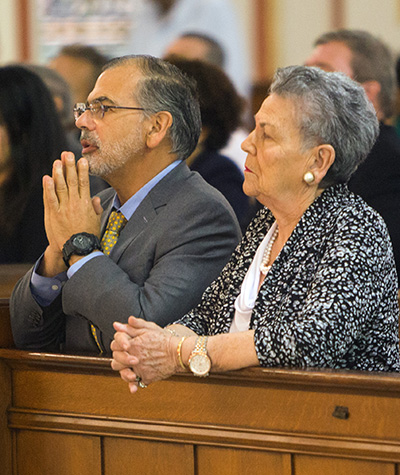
[1, 346, 400, 475]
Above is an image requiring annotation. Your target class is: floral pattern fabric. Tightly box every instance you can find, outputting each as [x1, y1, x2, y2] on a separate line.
[176, 184, 400, 372]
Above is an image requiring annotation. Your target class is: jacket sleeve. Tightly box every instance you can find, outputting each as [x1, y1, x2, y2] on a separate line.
[10, 269, 66, 352]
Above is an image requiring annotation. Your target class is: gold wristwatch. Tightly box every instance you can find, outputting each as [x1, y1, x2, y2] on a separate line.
[188, 336, 211, 377]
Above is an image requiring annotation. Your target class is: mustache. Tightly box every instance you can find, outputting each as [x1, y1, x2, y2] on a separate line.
[80, 131, 100, 147]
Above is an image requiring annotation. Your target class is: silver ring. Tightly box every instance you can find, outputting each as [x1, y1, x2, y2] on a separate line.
[135, 376, 147, 388]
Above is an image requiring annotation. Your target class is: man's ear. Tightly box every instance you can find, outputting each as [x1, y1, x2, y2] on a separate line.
[310, 144, 335, 184]
[362, 80, 382, 118]
[145, 111, 173, 149]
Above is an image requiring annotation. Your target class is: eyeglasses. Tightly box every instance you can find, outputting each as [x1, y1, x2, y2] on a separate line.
[73, 100, 145, 120]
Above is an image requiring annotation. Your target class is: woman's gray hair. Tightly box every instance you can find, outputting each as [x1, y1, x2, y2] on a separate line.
[270, 65, 379, 187]
[103, 55, 201, 160]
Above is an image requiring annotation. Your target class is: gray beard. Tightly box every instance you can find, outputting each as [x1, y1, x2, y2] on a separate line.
[82, 128, 145, 178]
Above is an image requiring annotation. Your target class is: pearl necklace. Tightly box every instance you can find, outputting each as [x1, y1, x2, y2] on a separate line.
[259, 226, 279, 275]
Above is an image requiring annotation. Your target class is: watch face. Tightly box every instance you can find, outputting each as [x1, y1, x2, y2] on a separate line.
[189, 354, 211, 376]
[72, 234, 91, 250]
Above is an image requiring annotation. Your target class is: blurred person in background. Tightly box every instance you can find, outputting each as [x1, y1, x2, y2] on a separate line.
[165, 32, 226, 69]
[23, 64, 80, 156]
[392, 55, 400, 137]
[0, 65, 68, 263]
[164, 32, 249, 171]
[166, 56, 253, 231]
[306, 29, 400, 287]
[49, 44, 109, 107]
[24, 64, 108, 196]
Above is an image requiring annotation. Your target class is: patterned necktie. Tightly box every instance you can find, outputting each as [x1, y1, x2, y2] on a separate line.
[91, 210, 128, 354]
[100, 210, 128, 255]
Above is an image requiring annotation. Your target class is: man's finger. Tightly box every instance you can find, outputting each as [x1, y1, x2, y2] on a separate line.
[62, 152, 79, 199]
[92, 196, 103, 215]
[52, 159, 69, 203]
[43, 175, 59, 212]
[77, 157, 92, 200]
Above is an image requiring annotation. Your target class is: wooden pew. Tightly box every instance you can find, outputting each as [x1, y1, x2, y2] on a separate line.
[1, 345, 400, 475]
[0, 299, 13, 348]
[0, 263, 30, 348]
[1, 274, 399, 474]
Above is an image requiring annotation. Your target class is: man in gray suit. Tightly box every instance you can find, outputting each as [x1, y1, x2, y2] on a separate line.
[10, 55, 241, 356]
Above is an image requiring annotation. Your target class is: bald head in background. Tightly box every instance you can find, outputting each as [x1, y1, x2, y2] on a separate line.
[164, 32, 225, 67]
[49, 44, 109, 106]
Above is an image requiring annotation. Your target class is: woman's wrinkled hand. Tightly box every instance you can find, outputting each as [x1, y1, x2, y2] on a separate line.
[111, 316, 179, 393]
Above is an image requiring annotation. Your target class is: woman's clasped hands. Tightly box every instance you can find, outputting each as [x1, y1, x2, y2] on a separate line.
[111, 316, 180, 393]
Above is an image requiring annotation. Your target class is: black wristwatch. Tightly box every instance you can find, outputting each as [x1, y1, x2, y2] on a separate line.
[62, 232, 101, 267]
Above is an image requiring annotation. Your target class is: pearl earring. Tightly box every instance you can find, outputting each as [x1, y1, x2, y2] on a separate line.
[303, 171, 315, 184]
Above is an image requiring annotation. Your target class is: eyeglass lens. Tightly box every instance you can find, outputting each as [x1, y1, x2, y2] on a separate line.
[74, 102, 103, 120]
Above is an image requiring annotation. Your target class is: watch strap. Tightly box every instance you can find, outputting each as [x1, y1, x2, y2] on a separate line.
[188, 335, 210, 376]
[189, 336, 208, 360]
[62, 232, 101, 267]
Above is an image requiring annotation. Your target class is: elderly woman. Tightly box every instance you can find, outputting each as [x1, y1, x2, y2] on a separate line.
[111, 65, 400, 392]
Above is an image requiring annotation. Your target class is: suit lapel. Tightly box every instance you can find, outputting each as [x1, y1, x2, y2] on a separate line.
[104, 161, 192, 262]
[109, 198, 156, 262]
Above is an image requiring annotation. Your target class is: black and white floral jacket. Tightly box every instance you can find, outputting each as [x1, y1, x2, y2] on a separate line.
[176, 184, 400, 372]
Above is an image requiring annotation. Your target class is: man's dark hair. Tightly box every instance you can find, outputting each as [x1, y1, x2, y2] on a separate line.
[104, 55, 202, 160]
[314, 29, 395, 119]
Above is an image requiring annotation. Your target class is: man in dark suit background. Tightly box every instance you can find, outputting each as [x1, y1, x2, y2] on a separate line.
[10, 55, 241, 355]
[306, 29, 400, 287]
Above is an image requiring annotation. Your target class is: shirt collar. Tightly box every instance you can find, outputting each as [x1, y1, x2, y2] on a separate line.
[111, 160, 182, 220]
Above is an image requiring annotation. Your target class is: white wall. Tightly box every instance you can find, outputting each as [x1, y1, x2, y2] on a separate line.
[274, 0, 400, 69]
[276, 0, 332, 67]
[231, 0, 254, 73]
[346, 0, 400, 56]
[0, 0, 18, 64]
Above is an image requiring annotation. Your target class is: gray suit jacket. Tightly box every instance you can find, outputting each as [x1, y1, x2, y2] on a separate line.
[10, 162, 241, 355]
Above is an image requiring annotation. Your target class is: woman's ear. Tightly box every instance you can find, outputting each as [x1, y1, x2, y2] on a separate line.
[145, 111, 173, 149]
[310, 144, 335, 184]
